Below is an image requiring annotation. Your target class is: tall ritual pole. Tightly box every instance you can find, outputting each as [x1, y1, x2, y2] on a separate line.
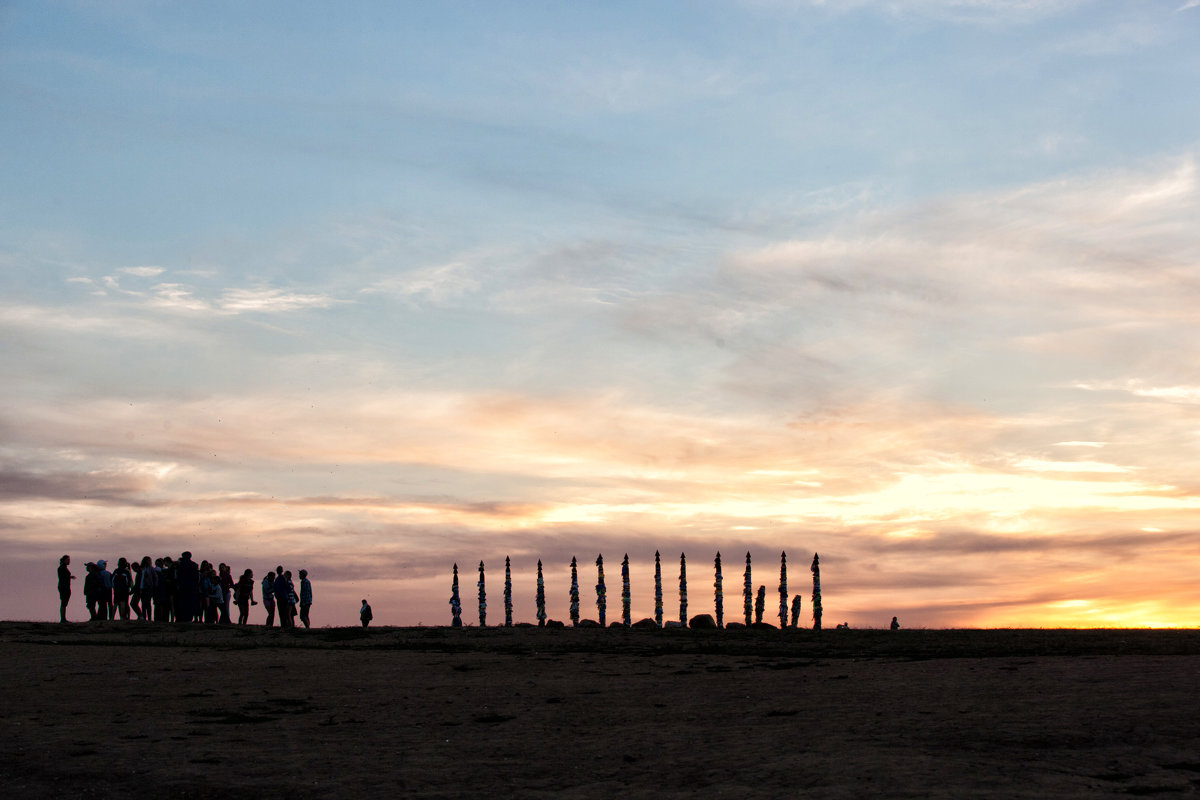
[504, 556, 513, 628]
[811, 552, 823, 631]
[714, 552, 724, 629]
[679, 552, 688, 627]
[654, 550, 663, 629]
[743, 552, 753, 626]
[569, 556, 580, 627]
[536, 559, 546, 627]
[778, 551, 788, 628]
[596, 554, 607, 627]
[450, 563, 462, 627]
[621, 554, 631, 628]
[477, 561, 486, 627]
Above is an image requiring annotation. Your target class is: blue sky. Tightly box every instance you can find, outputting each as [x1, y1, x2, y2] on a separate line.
[3, 0, 1200, 626]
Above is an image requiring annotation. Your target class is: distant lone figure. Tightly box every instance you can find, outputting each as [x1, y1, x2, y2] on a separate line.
[57, 555, 74, 623]
[891, 616, 900, 630]
[298, 569, 312, 629]
[360, 599, 373, 628]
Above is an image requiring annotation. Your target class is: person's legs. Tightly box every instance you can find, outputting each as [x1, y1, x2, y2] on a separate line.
[299, 604, 310, 629]
[59, 590, 70, 623]
[264, 600, 275, 627]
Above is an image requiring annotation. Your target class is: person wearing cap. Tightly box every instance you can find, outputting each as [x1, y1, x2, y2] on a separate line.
[298, 569, 313, 629]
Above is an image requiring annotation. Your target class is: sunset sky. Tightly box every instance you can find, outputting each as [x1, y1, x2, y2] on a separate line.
[3, 0, 1200, 628]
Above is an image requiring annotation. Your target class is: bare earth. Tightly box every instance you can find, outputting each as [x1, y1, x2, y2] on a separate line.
[2, 623, 1200, 799]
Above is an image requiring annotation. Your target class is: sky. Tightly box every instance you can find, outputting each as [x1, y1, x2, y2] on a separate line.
[2, 0, 1200, 628]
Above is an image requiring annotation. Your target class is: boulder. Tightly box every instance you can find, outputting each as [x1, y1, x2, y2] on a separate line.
[631, 618, 658, 630]
[688, 613, 717, 629]
[725, 622, 746, 630]
[577, 619, 602, 628]
[751, 621, 777, 631]
[545, 619, 565, 628]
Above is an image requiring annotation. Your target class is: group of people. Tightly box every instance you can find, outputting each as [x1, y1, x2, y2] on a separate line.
[56, 553, 316, 629]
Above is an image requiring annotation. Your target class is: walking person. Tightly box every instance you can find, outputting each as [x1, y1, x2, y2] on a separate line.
[57, 555, 75, 623]
[298, 569, 312, 629]
[360, 599, 373, 628]
[261, 569, 276, 627]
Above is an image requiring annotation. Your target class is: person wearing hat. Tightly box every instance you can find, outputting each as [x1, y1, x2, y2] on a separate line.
[298, 569, 313, 629]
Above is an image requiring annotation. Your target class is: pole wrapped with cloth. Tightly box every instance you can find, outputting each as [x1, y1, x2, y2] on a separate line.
[569, 556, 580, 628]
[743, 552, 753, 627]
[811, 552, 822, 631]
[621, 554, 631, 628]
[478, 561, 486, 627]
[714, 551, 724, 629]
[595, 554, 606, 627]
[679, 552, 688, 627]
[504, 556, 513, 628]
[536, 559, 546, 627]
[778, 551, 788, 628]
[654, 550, 663, 629]
[450, 563, 462, 627]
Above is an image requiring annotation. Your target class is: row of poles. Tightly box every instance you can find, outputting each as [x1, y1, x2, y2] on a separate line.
[449, 551, 824, 630]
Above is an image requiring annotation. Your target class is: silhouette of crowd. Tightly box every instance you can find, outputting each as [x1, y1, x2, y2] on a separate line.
[57, 552, 315, 628]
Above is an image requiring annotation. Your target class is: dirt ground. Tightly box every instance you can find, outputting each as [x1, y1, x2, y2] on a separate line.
[2, 622, 1200, 799]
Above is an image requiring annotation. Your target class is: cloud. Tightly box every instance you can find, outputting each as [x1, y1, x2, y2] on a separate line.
[118, 266, 165, 278]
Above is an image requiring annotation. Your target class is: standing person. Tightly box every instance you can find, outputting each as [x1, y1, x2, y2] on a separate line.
[261, 569, 276, 627]
[83, 562, 100, 620]
[234, 569, 256, 625]
[57, 555, 75, 623]
[891, 616, 900, 630]
[298, 570, 313, 629]
[96, 560, 114, 621]
[360, 599, 373, 628]
[273, 567, 292, 629]
[112, 558, 132, 621]
[175, 552, 200, 623]
[137, 557, 156, 621]
[158, 556, 176, 622]
[218, 563, 234, 624]
[130, 561, 143, 620]
[284, 571, 298, 627]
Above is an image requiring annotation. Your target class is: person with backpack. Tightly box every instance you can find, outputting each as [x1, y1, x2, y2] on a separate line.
[360, 599, 373, 628]
[112, 558, 132, 620]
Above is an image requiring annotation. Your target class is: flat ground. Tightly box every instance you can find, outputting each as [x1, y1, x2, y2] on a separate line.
[3, 622, 1200, 798]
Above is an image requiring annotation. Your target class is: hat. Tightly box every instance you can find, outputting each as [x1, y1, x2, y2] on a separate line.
[96, 559, 107, 568]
